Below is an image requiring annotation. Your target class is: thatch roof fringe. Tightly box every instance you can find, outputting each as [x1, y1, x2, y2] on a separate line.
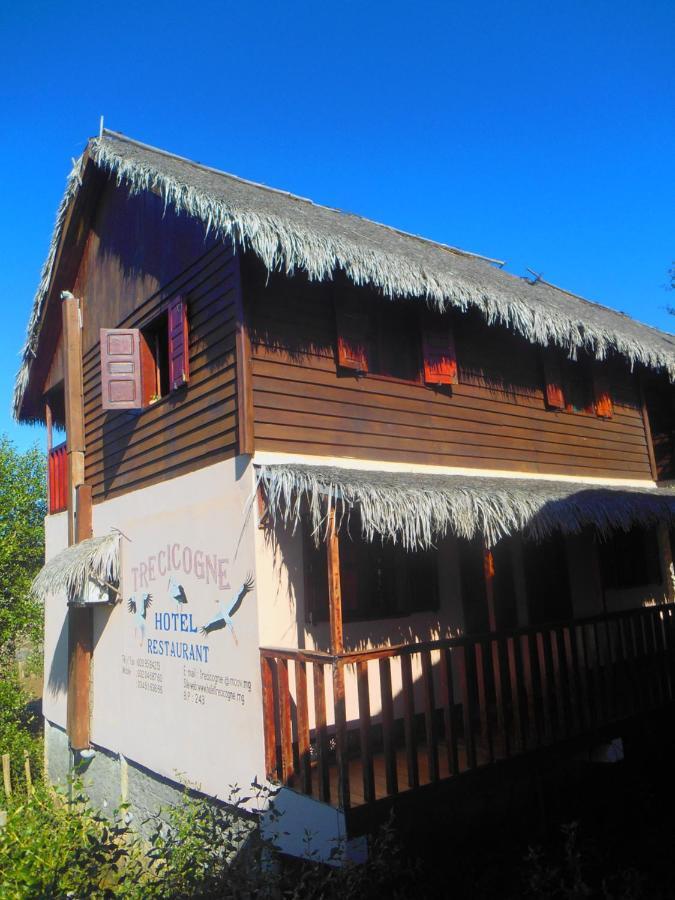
[258, 464, 675, 550]
[31, 531, 120, 603]
[14, 130, 675, 421]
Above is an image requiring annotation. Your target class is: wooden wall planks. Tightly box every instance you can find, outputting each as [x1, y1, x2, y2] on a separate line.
[247, 265, 652, 480]
[71, 183, 240, 503]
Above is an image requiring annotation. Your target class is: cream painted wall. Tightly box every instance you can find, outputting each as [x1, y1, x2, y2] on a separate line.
[43, 511, 69, 728]
[42, 458, 266, 803]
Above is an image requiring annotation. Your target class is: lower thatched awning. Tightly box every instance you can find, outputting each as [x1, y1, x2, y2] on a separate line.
[31, 531, 121, 603]
[257, 464, 675, 549]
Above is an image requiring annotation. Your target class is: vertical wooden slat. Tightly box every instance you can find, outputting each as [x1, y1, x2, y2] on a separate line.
[233, 253, 255, 455]
[400, 652, 419, 788]
[562, 626, 580, 733]
[590, 622, 604, 724]
[492, 638, 508, 756]
[550, 629, 567, 738]
[507, 636, 525, 752]
[537, 631, 553, 743]
[326, 510, 343, 655]
[520, 634, 538, 748]
[277, 659, 294, 783]
[456, 644, 476, 770]
[295, 659, 311, 795]
[439, 647, 459, 776]
[378, 657, 398, 796]
[332, 658, 350, 810]
[475, 642, 493, 763]
[421, 649, 439, 782]
[312, 662, 330, 803]
[576, 625, 592, 729]
[604, 618, 617, 720]
[260, 655, 277, 779]
[357, 660, 375, 803]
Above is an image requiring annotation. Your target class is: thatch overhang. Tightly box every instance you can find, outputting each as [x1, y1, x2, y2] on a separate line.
[31, 532, 120, 604]
[14, 129, 675, 422]
[257, 463, 675, 550]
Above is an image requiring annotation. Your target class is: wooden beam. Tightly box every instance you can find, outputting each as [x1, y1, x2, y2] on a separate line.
[67, 607, 92, 751]
[234, 254, 255, 456]
[638, 374, 659, 482]
[327, 509, 344, 654]
[45, 400, 53, 453]
[483, 541, 497, 632]
[76, 484, 93, 542]
[62, 293, 92, 751]
[62, 295, 85, 545]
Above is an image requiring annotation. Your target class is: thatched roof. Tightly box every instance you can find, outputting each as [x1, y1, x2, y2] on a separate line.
[258, 463, 675, 549]
[31, 531, 120, 603]
[14, 128, 675, 420]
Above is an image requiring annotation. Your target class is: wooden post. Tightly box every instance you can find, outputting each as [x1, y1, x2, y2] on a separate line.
[62, 294, 92, 752]
[234, 255, 254, 456]
[326, 508, 349, 809]
[2, 754, 10, 797]
[657, 523, 675, 603]
[327, 509, 344, 655]
[483, 542, 497, 632]
[62, 295, 85, 545]
[45, 400, 53, 453]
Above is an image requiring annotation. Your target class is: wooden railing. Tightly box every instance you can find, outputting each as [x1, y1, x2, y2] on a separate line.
[260, 604, 675, 811]
[48, 442, 67, 514]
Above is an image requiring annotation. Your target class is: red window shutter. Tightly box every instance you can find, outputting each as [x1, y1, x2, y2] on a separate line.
[100, 329, 143, 410]
[421, 321, 458, 385]
[543, 355, 565, 409]
[168, 296, 189, 390]
[335, 296, 369, 372]
[593, 372, 613, 419]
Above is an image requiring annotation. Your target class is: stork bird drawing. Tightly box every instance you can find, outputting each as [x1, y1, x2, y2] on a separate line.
[127, 592, 152, 643]
[167, 576, 188, 608]
[201, 574, 254, 646]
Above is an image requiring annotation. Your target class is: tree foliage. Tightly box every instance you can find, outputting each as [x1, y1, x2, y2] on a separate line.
[0, 435, 45, 658]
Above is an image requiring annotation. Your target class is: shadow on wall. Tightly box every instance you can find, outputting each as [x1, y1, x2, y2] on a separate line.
[264, 521, 460, 655]
[47, 614, 68, 697]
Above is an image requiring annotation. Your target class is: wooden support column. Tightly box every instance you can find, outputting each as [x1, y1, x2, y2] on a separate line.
[483, 542, 497, 632]
[62, 294, 92, 751]
[326, 508, 349, 809]
[62, 295, 85, 544]
[657, 523, 675, 603]
[233, 256, 254, 456]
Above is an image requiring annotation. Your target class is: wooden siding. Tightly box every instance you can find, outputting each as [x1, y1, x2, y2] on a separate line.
[67, 181, 240, 502]
[247, 266, 653, 480]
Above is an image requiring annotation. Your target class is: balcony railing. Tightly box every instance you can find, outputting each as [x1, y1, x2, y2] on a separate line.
[260, 604, 675, 812]
[48, 442, 67, 514]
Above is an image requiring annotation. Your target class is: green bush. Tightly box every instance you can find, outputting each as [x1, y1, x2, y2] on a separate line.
[0, 777, 424, 899]
[0, 663, 42, 790]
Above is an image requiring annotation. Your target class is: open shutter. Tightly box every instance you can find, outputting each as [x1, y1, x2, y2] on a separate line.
[100, 329, 142, 410]
[335, 295, 369, 372]
[543, 355, 565, 409]
[168, 296, 189, 390]
[593, 371, 613, 419]
[421, 321, 458, 385]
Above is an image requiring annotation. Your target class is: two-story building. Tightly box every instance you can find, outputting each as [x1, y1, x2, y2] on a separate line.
[18, 129, 675, 860]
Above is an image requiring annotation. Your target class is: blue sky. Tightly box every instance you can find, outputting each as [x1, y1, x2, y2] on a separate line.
[1, 0, 673, 450]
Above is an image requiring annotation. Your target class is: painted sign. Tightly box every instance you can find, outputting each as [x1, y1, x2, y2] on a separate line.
[88, 458, 265, 801]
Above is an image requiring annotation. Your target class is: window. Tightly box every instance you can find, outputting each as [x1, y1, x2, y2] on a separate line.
[303, 516, 439, 623]
[598, 527, 661, 590]
[543, 353, 613, 418]
[334, 293, 457, 386]
[100, 296, 189, 411]
[523, 534, 572, 625]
